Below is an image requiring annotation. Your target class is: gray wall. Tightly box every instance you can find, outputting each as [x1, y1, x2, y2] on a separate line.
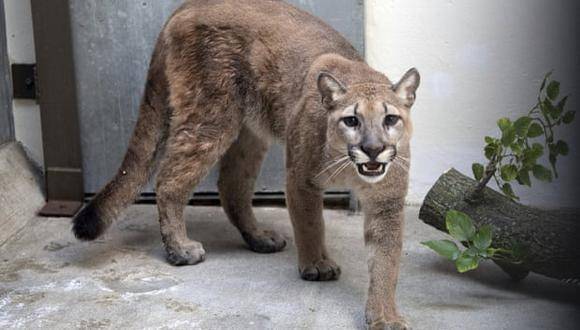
[0, 1, 14, 145]
[69, 0, 364, 194]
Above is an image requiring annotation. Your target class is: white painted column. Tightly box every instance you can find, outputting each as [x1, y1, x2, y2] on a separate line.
[4, 0, 43, 166]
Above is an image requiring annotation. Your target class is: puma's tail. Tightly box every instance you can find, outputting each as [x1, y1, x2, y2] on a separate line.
[72, 86, 167, 241]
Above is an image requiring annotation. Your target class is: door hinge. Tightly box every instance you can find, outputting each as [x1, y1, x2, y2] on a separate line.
[11, 63, 38, 100]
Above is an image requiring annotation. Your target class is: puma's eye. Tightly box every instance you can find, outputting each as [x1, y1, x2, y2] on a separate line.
[384, 115, 401, 126]
[342, 116, 360, 128]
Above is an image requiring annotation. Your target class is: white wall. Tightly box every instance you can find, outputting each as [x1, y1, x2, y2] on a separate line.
[366, 0, 580, 208]
[3, 0, 43, 166]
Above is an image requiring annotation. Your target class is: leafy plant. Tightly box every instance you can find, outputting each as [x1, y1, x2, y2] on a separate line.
[472, 72, 575, 200]
[422, 210, 520, 273]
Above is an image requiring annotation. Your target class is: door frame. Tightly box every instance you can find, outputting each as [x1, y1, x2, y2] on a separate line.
[31, 0, 84, 216]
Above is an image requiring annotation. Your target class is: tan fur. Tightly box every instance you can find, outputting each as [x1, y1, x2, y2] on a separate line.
[72, 1, 420, 328]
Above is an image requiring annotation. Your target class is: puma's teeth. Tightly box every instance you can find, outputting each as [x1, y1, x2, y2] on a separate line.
[362, 164, 382, 172]
[357, 163, 387, 178]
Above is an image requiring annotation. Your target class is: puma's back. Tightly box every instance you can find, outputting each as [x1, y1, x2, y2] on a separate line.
[164, 0, 364, 135]
[173, 0, 362, 65]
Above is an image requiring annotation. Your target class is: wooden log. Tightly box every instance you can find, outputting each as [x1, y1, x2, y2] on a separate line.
[418, 168, 580, 282]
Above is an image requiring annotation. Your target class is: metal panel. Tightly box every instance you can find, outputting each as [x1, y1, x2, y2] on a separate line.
[0, 1, 14, 145]
[70, 0, 364, 194]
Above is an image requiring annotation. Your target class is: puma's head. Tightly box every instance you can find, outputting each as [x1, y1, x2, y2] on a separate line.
[318, 68, 420, 184]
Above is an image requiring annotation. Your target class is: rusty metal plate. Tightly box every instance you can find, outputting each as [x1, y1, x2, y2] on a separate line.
[38, 200, 82, 218]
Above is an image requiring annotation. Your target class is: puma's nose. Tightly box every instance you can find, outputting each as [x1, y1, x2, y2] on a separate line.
[361, 144, 386, 160]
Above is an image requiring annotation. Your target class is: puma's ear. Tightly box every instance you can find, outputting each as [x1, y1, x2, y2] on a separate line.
[317, 71, 347, 106]
[394, 68, 421, 107]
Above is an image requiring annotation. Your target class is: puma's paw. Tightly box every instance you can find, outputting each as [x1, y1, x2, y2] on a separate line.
[165, 241, 206, 266]
[242, 229, 287, 254]
[367, 318, 410, 330]
[299, 258, 341, 281]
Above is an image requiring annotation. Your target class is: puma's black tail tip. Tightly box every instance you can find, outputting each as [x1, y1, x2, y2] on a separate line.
[72, 203, 107, 241]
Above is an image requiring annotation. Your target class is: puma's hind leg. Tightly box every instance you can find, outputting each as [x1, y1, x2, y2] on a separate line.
[218, 126, 286, 253]
[156, 106, 243, 266]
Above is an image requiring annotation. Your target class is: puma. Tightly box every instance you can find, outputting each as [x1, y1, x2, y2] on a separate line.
[72, 1, 420, 328]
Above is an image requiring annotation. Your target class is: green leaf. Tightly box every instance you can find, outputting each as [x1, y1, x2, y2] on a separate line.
[455, 253, 480, 273]
[530, 143, 544, 158]
[445, 210, 476, 242]
[553, 96, 567, 118]
[510, 142, 523, 156]
[501, 127, 516, 147]
[421, 240, 461, 261]
[472, 163, 484, 181]
[464, 246, 479, 258]
[513, 117, 532, 136]
[501, 183, 518, 200]
[527, 123, 544, 138]
[532, 164, 553, 182]
[500, 164, 518, 181]
[473, 225, 492, 251]
[497, 118, 511, 132]
[484, 136, 495, 144]
[542, 99, 557, 119]
[547, 80, 560, 100]
[485, 248, 497, 258]
[517, 169, 531, 187]
[555, 140, 569, 156]
[562, 111, 576, 124]
[484, 144, 498, 160]
[479, 249, 489, 258]
[557, 96, 568, 109]
[522, 144, 544, 169]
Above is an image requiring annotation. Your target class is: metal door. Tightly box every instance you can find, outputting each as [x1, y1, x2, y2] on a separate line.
[0, 1, 13, 145]
[69, 0, 364, 197]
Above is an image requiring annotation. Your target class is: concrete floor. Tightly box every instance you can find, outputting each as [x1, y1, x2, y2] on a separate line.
[0, 205, 578, 329]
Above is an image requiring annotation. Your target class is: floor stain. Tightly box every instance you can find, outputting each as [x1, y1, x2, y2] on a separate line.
[468, 293, 520, 302]
[43, 241, 73, 252]
[10, 290, 46, 305]
[97, 269, 180, 294]
[0, 259, 57, 283]
[119, 223, 150, 233]
[200, 313, 273, 329]
[421, 302, 479, 311]
[94, 293, 122, 306]
[78, 318, 112, 329]
[0, 288, 8, 298]
[164, 298, 200, 313]
[71, 243, 145, 269]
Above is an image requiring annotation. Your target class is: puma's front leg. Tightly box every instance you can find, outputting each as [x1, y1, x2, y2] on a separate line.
[363, 198, 409, 330]
[286, 179, 341, 281]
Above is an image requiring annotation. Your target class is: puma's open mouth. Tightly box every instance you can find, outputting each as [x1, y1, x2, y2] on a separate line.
[357, 162, 387, 177]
